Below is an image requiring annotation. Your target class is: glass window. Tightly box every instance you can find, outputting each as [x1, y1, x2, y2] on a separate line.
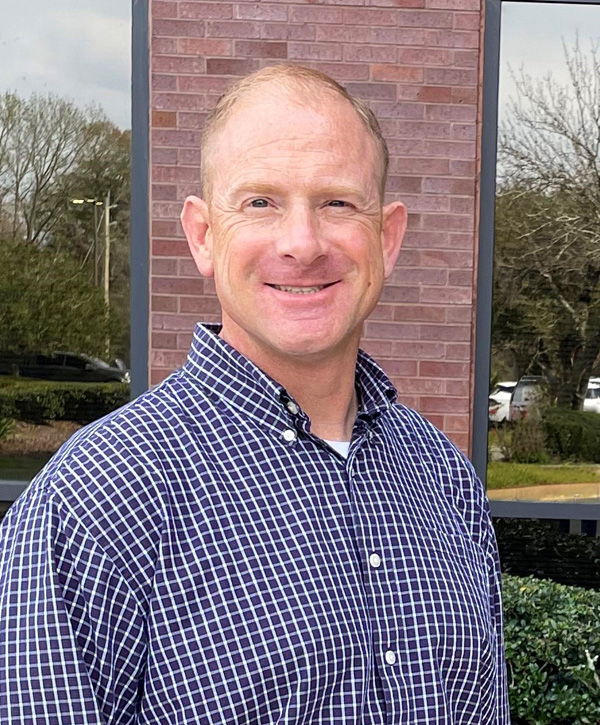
[494, 517, 599, 588]
[0, 0, 131, 502]
[487, 2, 600, 511]
[64, 355, 88, 371]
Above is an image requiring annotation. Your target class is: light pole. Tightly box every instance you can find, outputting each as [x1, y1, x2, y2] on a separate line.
[70, 197, 103, 285]
[70, 194, 117, 357]
[103, 191, 111, 311]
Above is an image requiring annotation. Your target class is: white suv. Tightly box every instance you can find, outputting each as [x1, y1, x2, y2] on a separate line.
[584, 377, 600, 413]
[488, 381, 517, 423]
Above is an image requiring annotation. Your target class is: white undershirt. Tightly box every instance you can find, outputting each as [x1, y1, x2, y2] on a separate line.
[324, 440, 351, 458]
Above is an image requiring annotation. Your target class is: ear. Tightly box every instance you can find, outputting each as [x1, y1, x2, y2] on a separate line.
[181, 195, 214, 278]
[381, 201, 407, 279]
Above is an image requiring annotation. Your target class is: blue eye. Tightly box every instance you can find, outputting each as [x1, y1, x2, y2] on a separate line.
[328, 200, 348, 207]
[250, 199, 269, 208]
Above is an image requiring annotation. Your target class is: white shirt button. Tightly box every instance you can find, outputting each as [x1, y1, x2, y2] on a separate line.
[385, 650, 397, 665]
[369, 553, 382, 568]
[286, 401, 299, 415]
[282, 429, 297, 443]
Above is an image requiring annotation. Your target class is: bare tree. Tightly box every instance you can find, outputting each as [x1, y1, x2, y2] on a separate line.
[0, 93, 131, 361]
[0, 93, 108, 245]
[494, 39, 600, 409]
[499, 37, 600, 204]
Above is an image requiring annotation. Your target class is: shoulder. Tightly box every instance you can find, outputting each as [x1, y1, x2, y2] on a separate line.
[38, 367, 211, 486]
[387, 403, 470, 463]
[384, 403, 489, 535]
[5, 370, 209, 587]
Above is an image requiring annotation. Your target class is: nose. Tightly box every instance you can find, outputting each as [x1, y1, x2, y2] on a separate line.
[275, 202, 327, 266]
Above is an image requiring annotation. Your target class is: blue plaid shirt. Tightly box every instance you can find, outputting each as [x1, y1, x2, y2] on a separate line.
[0, 324, 509, 724]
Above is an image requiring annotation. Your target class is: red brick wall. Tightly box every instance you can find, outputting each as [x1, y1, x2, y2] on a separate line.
[149, 0, 482, 452]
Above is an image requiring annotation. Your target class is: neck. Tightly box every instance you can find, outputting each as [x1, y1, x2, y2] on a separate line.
[218, 329, 360, 441]
[282, 361, 358, 441]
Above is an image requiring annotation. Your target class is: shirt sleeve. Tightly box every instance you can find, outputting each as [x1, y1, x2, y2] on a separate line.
[482, 497, 511, 724]
[0, 482, 147, 724]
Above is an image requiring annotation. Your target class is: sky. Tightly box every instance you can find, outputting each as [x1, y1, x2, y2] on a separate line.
[499, 2, 600, 121]
[0, 0, 131, 128]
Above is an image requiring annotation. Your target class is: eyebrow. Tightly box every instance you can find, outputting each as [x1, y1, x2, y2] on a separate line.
[228, 183, 280, 200]
[228, 182, 371, 203]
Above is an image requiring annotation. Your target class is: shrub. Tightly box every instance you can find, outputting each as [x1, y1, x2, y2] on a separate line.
[0, 417, 15, 441]
[503, 574, 600, 724]
[543, 408, 600, 463]
[0, 381, 130, 424]
[498, 417, 549, 463]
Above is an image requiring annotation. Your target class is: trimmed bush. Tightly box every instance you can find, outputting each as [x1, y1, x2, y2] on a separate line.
[503, 574, 600, 724]
[543, 408, 600, 463]
[0, 381, 130, 424]
[0, 417, 15, 441]
[509, 417, 549, 463]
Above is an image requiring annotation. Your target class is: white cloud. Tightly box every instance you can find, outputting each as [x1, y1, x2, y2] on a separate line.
[0, 0, 130, 128]
[499, 2, 600, 122]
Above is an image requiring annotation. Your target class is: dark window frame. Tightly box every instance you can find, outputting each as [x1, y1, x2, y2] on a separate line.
[131, 0, 150, 401]
[474, 0, 600, 521]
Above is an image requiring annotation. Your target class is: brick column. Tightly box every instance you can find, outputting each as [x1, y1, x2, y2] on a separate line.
[149, 0, 482, 452]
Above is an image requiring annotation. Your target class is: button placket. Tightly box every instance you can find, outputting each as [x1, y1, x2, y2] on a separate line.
[347, 443, 402, 684]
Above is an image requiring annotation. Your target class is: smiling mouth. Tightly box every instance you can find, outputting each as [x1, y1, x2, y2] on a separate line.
[267, 282, 338, 295]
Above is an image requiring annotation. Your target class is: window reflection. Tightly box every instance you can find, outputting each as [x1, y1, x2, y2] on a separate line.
[494, 518, 600, 589]
[0, 1, 131, 489]
[488, 2, 600, 508]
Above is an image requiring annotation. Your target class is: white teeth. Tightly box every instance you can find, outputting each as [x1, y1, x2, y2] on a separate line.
[272, 285, 326, 294]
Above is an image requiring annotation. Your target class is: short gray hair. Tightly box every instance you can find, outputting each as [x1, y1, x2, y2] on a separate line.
[200, 64, 389, 200]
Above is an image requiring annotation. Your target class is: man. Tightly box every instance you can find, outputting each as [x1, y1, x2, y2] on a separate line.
[0, 65, 509, 723]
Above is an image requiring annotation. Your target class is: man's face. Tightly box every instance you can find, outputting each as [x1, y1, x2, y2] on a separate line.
[182, 89, 406, 367]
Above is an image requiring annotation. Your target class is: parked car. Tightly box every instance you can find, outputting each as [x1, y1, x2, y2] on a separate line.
[509, 375, 548, 421]
[0, 351, 130, 383]
[488, 381, 517, 423]
[584, 377, 600, 413]
[493, 374, 600, 421]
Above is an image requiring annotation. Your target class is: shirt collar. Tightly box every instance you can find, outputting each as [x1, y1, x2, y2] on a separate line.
[182, 323, 397, 429]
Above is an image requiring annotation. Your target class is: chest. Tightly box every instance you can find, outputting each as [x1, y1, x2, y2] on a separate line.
[142, 439, 494, 723]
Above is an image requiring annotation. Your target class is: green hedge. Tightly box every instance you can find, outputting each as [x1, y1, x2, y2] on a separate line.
[503, 574, 600, 724]
[0, 417, 15, 441]
[0, 381, 130, 424]
[543, 408, 600, 463]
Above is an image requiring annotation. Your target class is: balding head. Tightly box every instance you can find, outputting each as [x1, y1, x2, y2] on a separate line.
[200, 65, 389, 202]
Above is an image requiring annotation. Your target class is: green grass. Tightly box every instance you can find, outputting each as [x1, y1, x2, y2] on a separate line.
[0, 376, 23, 387]
[0, 376, 118, 387]
[487, 462, 600, 489]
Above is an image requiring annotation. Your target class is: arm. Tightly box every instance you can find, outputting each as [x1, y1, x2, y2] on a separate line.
[482, 498, 511, 724]
[0, 483, 147, 724]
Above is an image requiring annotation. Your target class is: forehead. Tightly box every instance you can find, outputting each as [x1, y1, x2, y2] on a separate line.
[208, 90, 379, 193]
